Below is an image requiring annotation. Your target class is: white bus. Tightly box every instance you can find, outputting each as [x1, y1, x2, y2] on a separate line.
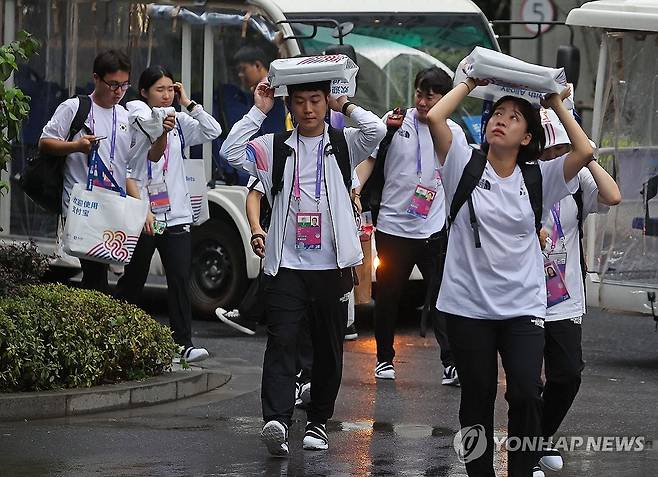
[1, 0, 498, 315]
[567, 0, 658, 317]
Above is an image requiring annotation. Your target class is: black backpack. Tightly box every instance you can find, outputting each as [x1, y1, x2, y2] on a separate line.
[448, 149, 543, 248]
[359, 107, 407, 226]
[271, 126, 352, 199]
[18, 95, 92, 214]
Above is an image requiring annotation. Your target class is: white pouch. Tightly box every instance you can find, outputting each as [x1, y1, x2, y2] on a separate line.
[184, 159, 210, 225]
[454, 47, 573, 108]
[268, 54, 359, 98]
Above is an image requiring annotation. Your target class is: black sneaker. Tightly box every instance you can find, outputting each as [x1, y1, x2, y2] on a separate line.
[215, 307, 256, 335]
[344, 324, 358, 340]
[441, 365, 460, 386]
[374, 361, 395, 380]
[532, 465, 545, 477]
[303, 422, 328, 450]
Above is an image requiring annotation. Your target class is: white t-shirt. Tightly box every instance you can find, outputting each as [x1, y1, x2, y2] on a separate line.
[280, 134, 338, 270]
[41, 96, 131, 216]
[437, 139, 578, 320]
[374, 109, 465, 238]
[543, 165, 608, 321]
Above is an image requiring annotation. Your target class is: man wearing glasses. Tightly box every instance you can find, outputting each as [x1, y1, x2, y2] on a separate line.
[39, 50, 132, 293]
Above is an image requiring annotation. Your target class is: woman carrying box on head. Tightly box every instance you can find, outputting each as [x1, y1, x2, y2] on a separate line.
[427, 76, 594, 477]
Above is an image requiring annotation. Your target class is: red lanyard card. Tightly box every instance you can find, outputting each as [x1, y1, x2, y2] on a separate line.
[296, 212, 322, 250]
[545, 255, 570, 308]
[406, 184, 437, 219]
[147, 181, 171, 214]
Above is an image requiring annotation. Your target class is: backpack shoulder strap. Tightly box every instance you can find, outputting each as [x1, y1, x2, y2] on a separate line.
[449, 148, 487, 248]
[573, 187, 584, 239]
[271, 130, 294, 198]
[572, 186, 587, 288]
[328, 125, 351, 191]
[68, 95, 92, 140]
[374, 107, 407, 163]
[449, 149, 487, 224]
[519, 161, 543, 234]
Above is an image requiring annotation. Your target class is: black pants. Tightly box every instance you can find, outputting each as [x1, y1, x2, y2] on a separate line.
[374, 229, 453, 366]
[115, 224, 193, 349]
[80, 259, 109, 294]
[446, 313, 544, 477]
[542, 318, 584, 438]
[261, 267, 352, 426]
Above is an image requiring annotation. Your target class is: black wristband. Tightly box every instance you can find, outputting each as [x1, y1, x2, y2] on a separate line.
[250, 233, 266, 243]
[341, 101, 354, 116]
[186, 101, 198, 112]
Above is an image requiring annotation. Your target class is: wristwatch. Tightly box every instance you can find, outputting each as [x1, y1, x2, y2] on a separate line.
[186, 101, 198, 112]
[341, 101, 354, 116]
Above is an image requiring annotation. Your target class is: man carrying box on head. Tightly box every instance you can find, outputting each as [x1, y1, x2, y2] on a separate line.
[220, 54, 385, 457]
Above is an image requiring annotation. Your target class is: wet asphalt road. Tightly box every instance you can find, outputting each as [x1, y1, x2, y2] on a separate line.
[1, 296, 657, 477]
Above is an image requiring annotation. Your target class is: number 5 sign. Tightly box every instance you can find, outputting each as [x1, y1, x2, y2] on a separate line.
[521, 0, 556, 34]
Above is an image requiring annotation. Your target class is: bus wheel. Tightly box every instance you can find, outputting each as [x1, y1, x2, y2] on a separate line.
[189, 218, 247, 318]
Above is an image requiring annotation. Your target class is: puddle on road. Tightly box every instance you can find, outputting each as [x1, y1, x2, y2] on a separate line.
[328, 419, 455, 440]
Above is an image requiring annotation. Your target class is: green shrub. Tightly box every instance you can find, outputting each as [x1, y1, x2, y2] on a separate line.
[0, 283, 178, 392]
[0, 240, 50, 296]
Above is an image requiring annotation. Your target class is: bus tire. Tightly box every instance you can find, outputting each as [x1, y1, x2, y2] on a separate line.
[189, 217, 247, 318]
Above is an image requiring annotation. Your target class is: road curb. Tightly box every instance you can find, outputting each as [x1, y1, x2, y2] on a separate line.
[0, 369, 230, 421]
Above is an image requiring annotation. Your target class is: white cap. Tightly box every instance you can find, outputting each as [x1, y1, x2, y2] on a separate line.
[540, 108, 570, 148]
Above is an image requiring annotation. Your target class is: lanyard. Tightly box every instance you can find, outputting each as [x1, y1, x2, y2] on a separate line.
[413, 113, 422, 179]
[88, 99, 117, 166]
[147, 140, 170, 180]
[147, 120, 184, 180]
[550, 201, 566, 250]
[294, 134, 324, 204]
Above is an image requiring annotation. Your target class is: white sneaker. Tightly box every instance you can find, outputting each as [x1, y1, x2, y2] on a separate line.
[303, 422, 328, 450]
[215, 307, 256, 335]
[374, 361, 395, 380]
[441, 365, 460, 386]
[181, 346, 209, 363]
[540, 448, 564, 471]
[260, 420, 289, 457]
[532, 465, 546, 477]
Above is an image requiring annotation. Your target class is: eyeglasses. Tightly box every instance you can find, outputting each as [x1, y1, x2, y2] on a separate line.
[101, 78, 131, 92]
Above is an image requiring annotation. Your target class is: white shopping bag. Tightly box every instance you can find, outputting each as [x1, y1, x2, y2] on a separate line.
[184, 159, 209, 225]
[63, 184, 148, 265]
[454, 47, 573, 108]
[268, 54, 359, 98]
[63, 148, 148, 265]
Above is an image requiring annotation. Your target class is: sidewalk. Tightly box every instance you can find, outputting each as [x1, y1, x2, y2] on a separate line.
[0, 364, 230, 421]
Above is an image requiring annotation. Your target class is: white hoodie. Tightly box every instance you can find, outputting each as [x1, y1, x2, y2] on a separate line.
[127, 100, 222, 227]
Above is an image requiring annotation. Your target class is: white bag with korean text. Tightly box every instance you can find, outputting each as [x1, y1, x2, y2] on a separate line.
[63, 149, 148, 265]
[454, 47, 573, 108]
[268, 54, 359, 98]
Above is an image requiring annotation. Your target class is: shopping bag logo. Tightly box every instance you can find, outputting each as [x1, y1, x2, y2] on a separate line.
[190, 195, 202, 222]
[86, 230, 139, 263]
